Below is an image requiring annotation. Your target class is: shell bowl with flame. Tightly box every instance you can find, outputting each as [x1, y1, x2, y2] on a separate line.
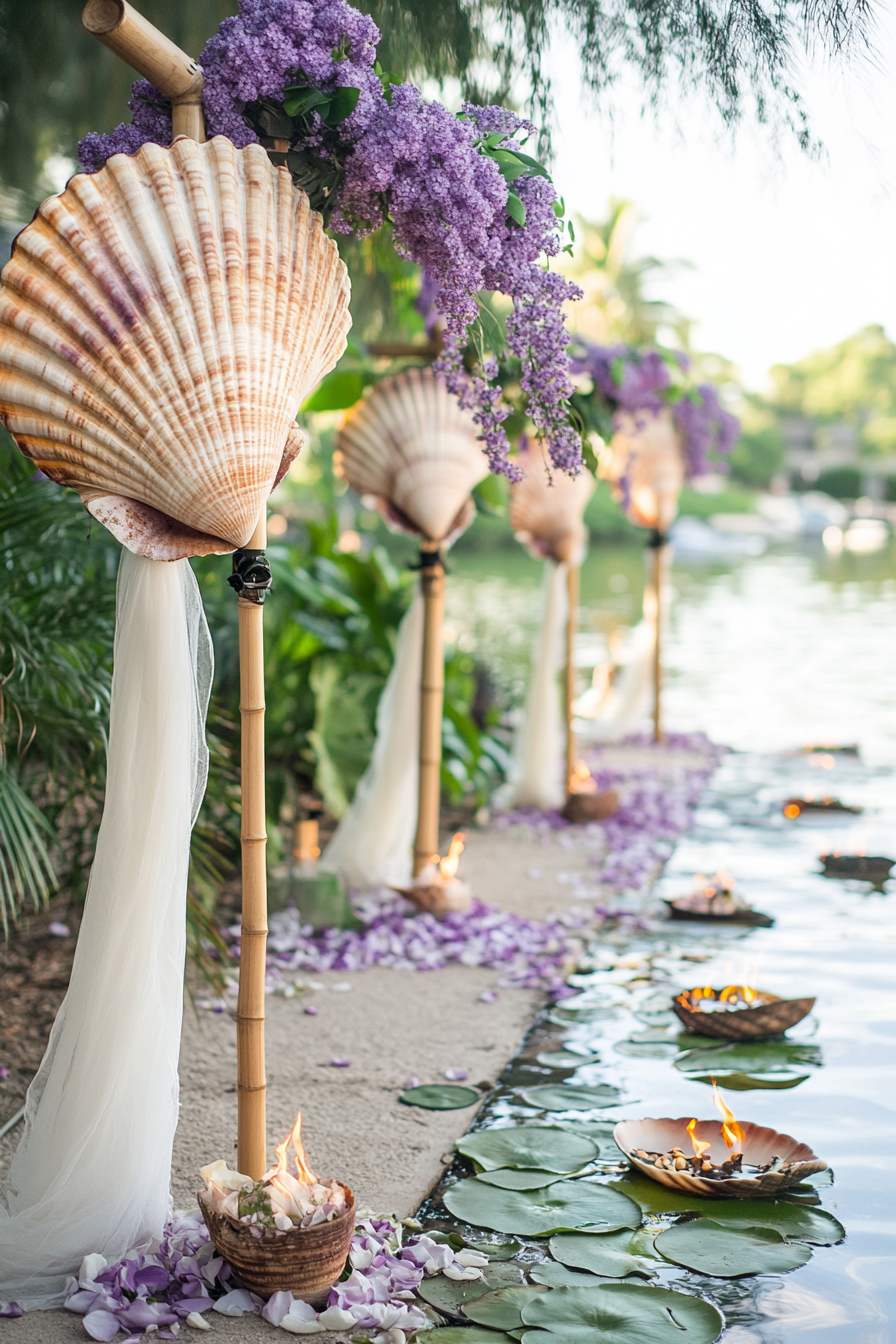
[615, 1117, 827, 1198]
[198, 1183, 355, 1304]
[672, 986, 816, 1041]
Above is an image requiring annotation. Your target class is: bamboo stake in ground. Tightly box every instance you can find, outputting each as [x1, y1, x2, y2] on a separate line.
[235, 511, 269, 1180]
[651, 538, 665, 743]
[413, 543, 445, 878]
[564, 561, 580, 788]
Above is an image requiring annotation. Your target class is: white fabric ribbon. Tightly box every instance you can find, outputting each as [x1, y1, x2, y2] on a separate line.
[509, 559, 567, 810]
[321, 589, 424, 889]
[0, 550, 211, 1308]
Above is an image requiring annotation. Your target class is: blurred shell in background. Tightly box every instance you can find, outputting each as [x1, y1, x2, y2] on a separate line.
[0, 137, 350, 560]
[509, 437, 595, 564]
[600, 408, 685, 532]
[336, 368, 487, 545]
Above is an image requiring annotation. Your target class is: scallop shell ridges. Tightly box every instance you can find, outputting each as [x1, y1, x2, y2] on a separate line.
[0, 137, 351, 559]
[336, 368, 487, 543]
[509, 440, 594, 564]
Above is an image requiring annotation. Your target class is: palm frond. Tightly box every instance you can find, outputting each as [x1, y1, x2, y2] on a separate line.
[0, 767, 57, 935]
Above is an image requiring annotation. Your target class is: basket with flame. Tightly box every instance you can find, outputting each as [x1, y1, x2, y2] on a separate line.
[198, 1112, 355, 1302]
[672, 985, 816, 1041]
[561, 761, 619, 824]
[663, 870, 774, 927]
[615, 1084, 827, 1198]
[394, 832, 473, 914]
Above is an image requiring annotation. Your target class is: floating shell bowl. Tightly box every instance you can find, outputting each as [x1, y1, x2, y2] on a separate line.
[561, 790, 620, 825]
[0, 137, 350, 560]
[614, 1118, 827, 1198]
[672, 988, 816, 1041]
[198, 1184, 355, 1305]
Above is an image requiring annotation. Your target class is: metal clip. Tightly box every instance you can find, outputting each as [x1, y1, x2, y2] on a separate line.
[227, 548, 273, 603]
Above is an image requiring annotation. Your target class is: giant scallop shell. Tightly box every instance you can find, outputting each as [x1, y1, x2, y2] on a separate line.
[0, 136, 351, 560]
[509, 439, 595, 564]
[336, 368, 487, 544]
[600, 408, 685, 532]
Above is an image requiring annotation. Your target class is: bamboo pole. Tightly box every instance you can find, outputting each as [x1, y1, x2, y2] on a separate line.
[564, 562, 580, 790]
[236, 509, 268, 1180]
[413, 543, 445, 878]
[82, 0, 206, 141]
[652, 541, 664, 743]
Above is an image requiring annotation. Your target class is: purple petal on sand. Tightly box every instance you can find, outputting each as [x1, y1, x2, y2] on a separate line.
[82, 1310, 121, 1342]
[0, 1302, 23, 1319]
[444, 1068, 468, 1081]
[212, 1289, 261, 1316]
[330, 1057, 350, 1067]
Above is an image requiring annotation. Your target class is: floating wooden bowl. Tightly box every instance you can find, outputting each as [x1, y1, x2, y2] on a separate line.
[614, 1118, 826, 1198]
[561, 789, 619, 824]
[198, 1185, 355, 1304]
[663, 899, 774, 928]
[672, 988, 815, 1040]
[821, 854, 895, 883]
[783, 797, 862, 816]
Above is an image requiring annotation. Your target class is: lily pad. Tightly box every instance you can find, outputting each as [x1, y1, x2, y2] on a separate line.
[615, 1039, 681, 1060]
[689, 1071, 810, 1090]
[655, 1221, 812, 1277]
[418, 1263, 525, 1317]
[519, 1283, 724, 1343]
[537, 1050, 601, 1068]
[549, 1230, 658, 1279]
[457, 1128, 599, 1173]
[612, 1173, 844, 1242]
[550, 1005, 620, 1023]
[529, 1263, 602, 1287]
[478, 1169, 571, 1190]
[520, 1084, 622, 1112]
[426, 1332, 515, 1344]
[443, 1177, 642, 1237]
[467, 1239, 523, 1261]
[464, 1286, 549, 1330]
[674, 1042, 822, 1075]
[400, 1083, 481, 1109]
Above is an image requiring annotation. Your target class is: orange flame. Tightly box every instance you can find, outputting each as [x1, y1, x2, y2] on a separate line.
[438, 833, 465, 880]
[783, 803, 801, 819]
[719, 984, 757, 1005]
[712, 1080, 745, 1149]
[687, 1118, 711, 1161]
[568, 761, 597, 794]
[265, 1110, 317, 1187]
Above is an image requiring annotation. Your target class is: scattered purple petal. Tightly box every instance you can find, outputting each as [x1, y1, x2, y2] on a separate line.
[48, 921, 70, 937]
[444, 1068, 469, 1081]
[405, 1076, 421, 1089]
[0, 1066, 9, 1079]
[478, 990, 500, 1003]
[330, 1057, 351, 1068]
[304, 1004, 319, 1016]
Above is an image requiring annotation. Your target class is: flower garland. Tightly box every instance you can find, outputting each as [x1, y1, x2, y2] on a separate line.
[78, 0, 583, 480]
[569, 342, 740, 479]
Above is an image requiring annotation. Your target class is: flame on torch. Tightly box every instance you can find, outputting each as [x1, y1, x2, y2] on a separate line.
[438, 833, 465, 880]
[712, 1080, 745, 1149]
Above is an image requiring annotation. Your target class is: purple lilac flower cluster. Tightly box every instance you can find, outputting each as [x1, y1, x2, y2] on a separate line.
[77, 0, 582, 480]
[59, 1212, 478, 1339]
[570, 342, 740, 478]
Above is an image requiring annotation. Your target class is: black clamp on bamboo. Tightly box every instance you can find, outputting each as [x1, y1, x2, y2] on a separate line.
[228, 548, 273, 603]
[409, 545, 446, 573]
[647, 528, 669, 549]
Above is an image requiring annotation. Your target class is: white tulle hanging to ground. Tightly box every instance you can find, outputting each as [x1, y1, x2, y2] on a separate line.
[0, 552, 211, 1309]
[509, 561, 568, 809]
[321, 590, 424, 888]
[576, 544, 673, 743]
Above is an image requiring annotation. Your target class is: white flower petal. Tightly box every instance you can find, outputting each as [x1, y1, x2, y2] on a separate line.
[185, 1313, 212, 1330]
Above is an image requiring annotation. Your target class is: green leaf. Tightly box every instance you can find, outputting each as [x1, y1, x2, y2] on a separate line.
[552, 197, 565, 217]
[548, 1230, 658, 1279]
[505, 192, 527, 227]
[417, 1263, 525, 1316]
[400, 1083, 481, 1110]
[464, 1287, 549, 1331]
[689, 1071, 811, 1090]
[443, 1178, 642, 1236]
[478, 1169, 570, 1190]
[674, 1042, 822, 1075]
[0, 769, 57, 935]
[504, 149, 550, 177]
[322, 85, 361, 126]
[519, 1283, 724, 1344]
[425, 1332, 515, 1344]
[466, 1239, 523, 1261]
[519, 1084, 622, 1111]
[536, 1051, 601, 1069]
[301, 369, 365, 412]
[609, 1173, 843, 1241]
[655, 1220, 812, 1278]
[529, 1264, 601, 1288]
[281, 87, 330, 117]
[457, 1128, 598, 1172]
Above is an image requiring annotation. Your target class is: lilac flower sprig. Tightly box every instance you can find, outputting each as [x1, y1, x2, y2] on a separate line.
[77, 0, 583, 481]
[570, 342, 740, 479]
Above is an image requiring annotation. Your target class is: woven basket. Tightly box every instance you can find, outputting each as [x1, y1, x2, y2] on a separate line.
[672, 988, 815, 1041]
[561, 789, 619, 824]
[198, 1184, 355, 1304]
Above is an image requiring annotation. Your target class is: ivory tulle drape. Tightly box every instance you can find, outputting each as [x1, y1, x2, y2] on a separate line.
[0, 551, 211, 1309]
[321, 590, 424, 889]
[509, 560, 567, 811]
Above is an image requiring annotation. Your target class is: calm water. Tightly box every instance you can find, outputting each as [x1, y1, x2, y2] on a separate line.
[440, 539, 896, 1341]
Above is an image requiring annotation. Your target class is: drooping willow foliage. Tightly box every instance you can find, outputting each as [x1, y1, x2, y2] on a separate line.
[0, 0, 875, 209]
